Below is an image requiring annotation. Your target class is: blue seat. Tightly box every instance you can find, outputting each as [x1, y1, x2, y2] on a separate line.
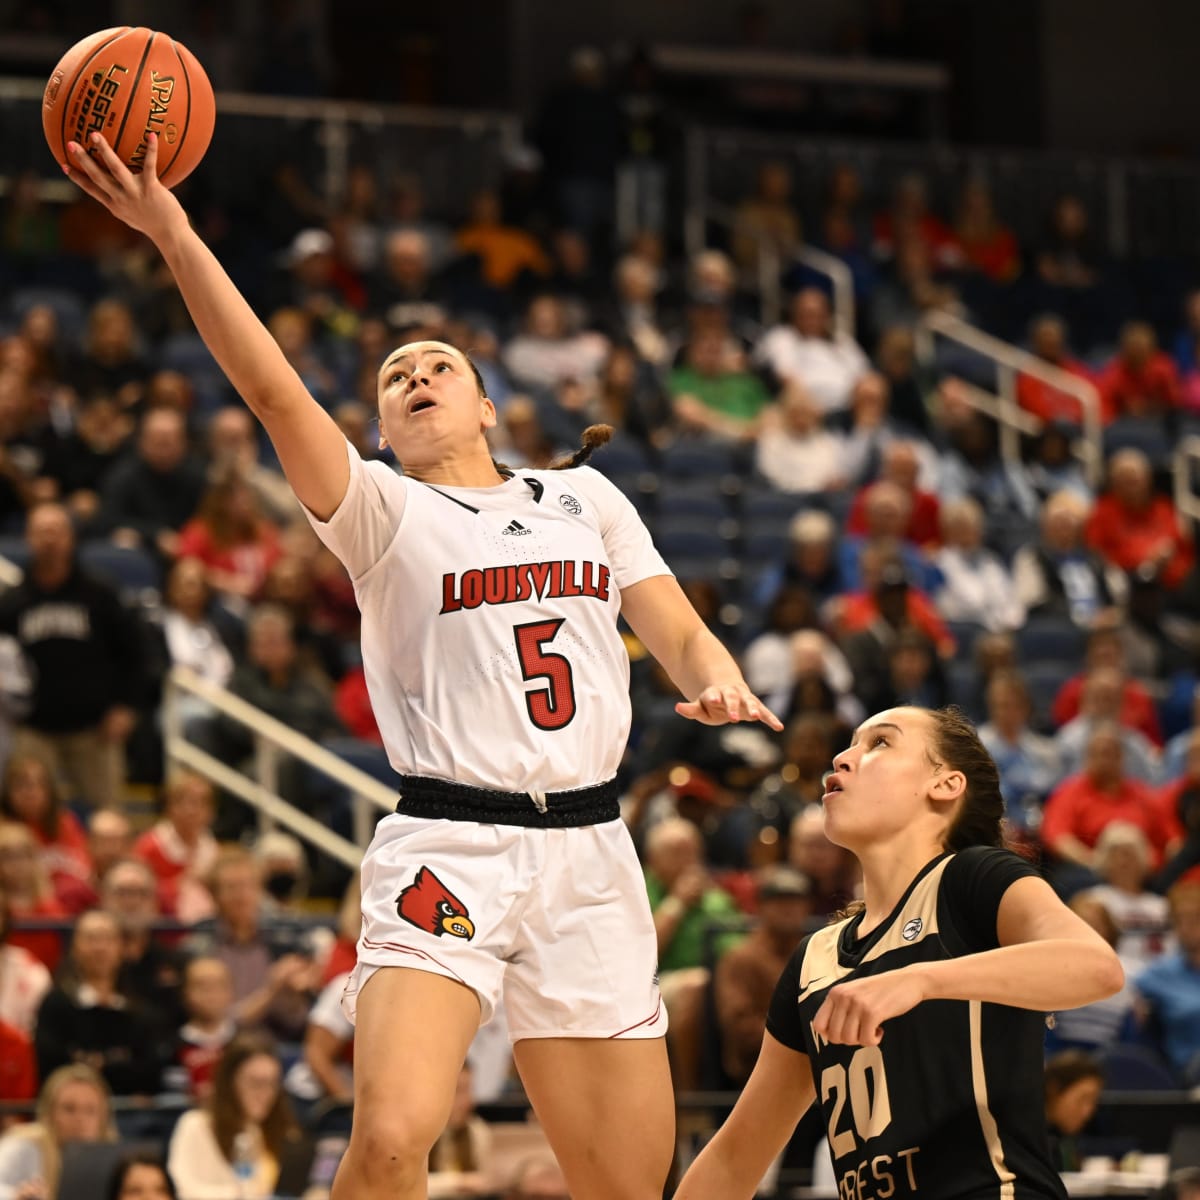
[944, 621, 986, 662]
[1019, 660, 1077, 732]
[79, 542, 161, 594]
[659, 440, 739, 479]
[741, 525, 792, 564]
[656, 480, 732, 521]
[591, 433, 651, 477]
[740, 485, 804, 523]
[1100, 1044, 1179, 1091]
[1017, 616, 1087, 664]
[1103, 418, 1173, 469]
[0, 536, 29, 573]
[654, 516, 736, 563]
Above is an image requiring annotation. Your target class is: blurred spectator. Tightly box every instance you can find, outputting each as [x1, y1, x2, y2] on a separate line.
[732, 161, 802, 280]
[386, 175, 454, 272]
[545, 228, 606, 328]
[1041, 724, 1177, 878]
[714, 865, 813, 1085]
[602, 256, 672, 367]
[68, 300, 148, 412]
[503, 295, 608, 391]
[1083, 823, 1171, 976]
[870, 234, 965, 333]
[283, 969, 353, 1109]
[1036, 195, 1101, 290]
[428, 1064, 492, 1199]
[0, 1012, 35, 1106]
[0, 875, 50, 1037]
[668, 328, 769, 441]
[871, 174, 955, 267]
[170, 957, 237, 1103]
[755, 288, 869, 417]
[685, 249, 760, 347]
[1172, 289, 1200, 412]
[455, 190, 551, 294]
[259, 554, 346, 685]
[835, 371, 927, 488]
[34, 909, 167, 1096]
[266, 307, 338, 410]
[1043, 1051, 1105, 1173]
[100, 857, 185, 1027]
[156, 559, 236, 712]
[0, 503, 145, 809]
[847, 440, 941, 547]
[1155, 728, 1200, 894]
[933, 497, 1025, 632]
[752, 510, 844, 609]
[39, 393, 133, 527]
[1, 169, 60, 260]
[938, 409, 1039, 528]
[873, 326, 932, 437]
[206, 408, 296, 527]
[1134, 882, 1200, 1084]
[978, 672, 1061, 833]
[1025, 423, 1092, 505]
[817, 163, 874, 294]
[1017, 315, 1095, 426]
[253, 832, 311, 916]
[497, 396, 558, 470]
[98, 408, 207, 560]
[754, 383, 847, 493]
[505, 1156, 570, 1200]
[781, 631, 862, 731]
[274, 222, 365, 337]
[0, 1064, 114, 1200]
[878, 629, 949, 711]
[105, 1153, 178, 1200]
[58, 808, 135, 916]
[747, 716, 841, 845]
[1086, 448, 1194, 590]
[644, 818, 744, 1089]
[0, 753, 90, 903]
[0, 821, 67, 973]
[535, 48, 622, 239]
[952, 179, 1019, 282]
[177, 469, 283, 605]
[333, 666, 380, 745]
[594, 344, 672, 446]
[1055, 668, 1160, 783]
[135, 772, 219, 922]
[1012, 492, 1125, 627]
[786, 806, 859, 918]
[368, 230, 448, 331]
[1051, 626, 1160, 743]
[167, 1031, 301, 1200]
[188, 847, 320, 1041]
[1097, 322, 1182, 422]
[742, 587, 824, 708]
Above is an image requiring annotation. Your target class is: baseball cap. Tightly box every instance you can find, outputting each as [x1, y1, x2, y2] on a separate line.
[283, 228, 334, 265]
[757, 865, 812, 900]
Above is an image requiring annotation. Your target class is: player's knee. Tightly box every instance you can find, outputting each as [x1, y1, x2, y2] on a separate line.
[352, 1108, 443, 1180]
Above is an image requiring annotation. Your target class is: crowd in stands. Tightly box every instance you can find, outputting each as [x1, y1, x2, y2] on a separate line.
[0, 40, 1199, 1197]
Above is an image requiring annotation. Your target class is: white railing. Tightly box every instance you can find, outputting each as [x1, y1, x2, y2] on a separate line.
[915, 310, 1104, 487]
[1174, 436, 1200, 530]
[163, 666, 397, 869]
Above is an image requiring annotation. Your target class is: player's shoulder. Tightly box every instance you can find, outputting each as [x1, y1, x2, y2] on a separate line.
[524, 464, 628, 516]
[946, 843, 1040, 877]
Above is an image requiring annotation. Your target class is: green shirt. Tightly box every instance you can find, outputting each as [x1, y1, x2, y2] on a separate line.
[645, 871, 747, 972]
[668, 366, 771, 422]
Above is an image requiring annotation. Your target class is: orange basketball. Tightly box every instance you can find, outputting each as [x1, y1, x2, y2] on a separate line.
[42, 26, 215, 188]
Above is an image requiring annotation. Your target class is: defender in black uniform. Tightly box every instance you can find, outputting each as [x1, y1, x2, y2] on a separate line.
[677, 706, 1125, 1200]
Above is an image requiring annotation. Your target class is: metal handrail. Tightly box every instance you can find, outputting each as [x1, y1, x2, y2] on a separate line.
[163, 666, 398, 869]
[1173, 435, 1200, 530]
[915, 310, 1104, 486]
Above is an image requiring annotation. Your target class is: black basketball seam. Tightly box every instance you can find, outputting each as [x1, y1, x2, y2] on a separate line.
[161, 39, 194, 185]
[57, 27, 128, 157]
[110, 29, 155, 167]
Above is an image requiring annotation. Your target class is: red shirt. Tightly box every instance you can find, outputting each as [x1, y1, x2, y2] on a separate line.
[1050, 675, 1163, 745]
[24, 812, 91, 905]
[958, 227, 1020, 282]
[8, 896, 67, 973]
[1041, 773, 1176, 867]
[334, 668, 382, 745]
[1097, 352, 1182, 419]
[1156, 778, 1200, 882]
[0, 1020, 37, 1100]
[836, 590, 956, 657]
[177, 521, 283, 598]
[1085, 494, 1195, 590]
[846, 485, 941, 548]
[133, 822, 218, 918]
[1016, 360, 1095, 425]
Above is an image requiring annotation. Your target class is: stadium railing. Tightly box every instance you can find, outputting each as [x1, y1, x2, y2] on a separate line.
[163, 666, 396, 868]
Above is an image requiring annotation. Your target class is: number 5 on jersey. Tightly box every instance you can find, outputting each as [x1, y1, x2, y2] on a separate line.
[514, 619, 577, 730]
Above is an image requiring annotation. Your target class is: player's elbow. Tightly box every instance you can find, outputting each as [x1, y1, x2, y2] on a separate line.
[1090, 943, 1125, 1001]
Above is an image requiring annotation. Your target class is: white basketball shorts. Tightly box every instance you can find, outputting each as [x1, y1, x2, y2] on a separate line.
[344, 812, 666, 1041]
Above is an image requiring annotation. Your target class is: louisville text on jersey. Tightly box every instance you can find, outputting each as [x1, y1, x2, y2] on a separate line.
[440, 560, 612, 613]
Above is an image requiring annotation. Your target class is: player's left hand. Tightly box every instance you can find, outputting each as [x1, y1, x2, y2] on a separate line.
[811, 968, 930, 1047]
[676, 684, 784, 731]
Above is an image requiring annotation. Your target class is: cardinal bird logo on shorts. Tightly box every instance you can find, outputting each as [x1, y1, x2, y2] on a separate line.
[396, 867, 476, 940]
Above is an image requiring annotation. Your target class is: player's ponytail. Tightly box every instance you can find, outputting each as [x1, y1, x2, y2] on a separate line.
[926, 705, 1008, 852]
[549, 424, 614, 471]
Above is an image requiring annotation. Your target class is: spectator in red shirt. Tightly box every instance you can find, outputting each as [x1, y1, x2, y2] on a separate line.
[334, 666, 381, 745]
[0, 753, 90, 906]
[872, 173, 956, 268]
[171, 955, 237, 1101]
[1155, 728, 1200, 892]
[1051, 625, 1162, 745]
[952, 179, 1020, 283]
[846, 440, 940, 548]
[1042, 723, 1179, 874]
[0, 1017, 37, 1103]
[0, 877, 51, 1039]
[0, 822, 67, 972]
[1017, 315, 1096, 426]
[1086, 449, 1195, 590]
[177, 468, 283, 604]
[1097, 322, 1183, 422]
[134, 772, 219, 922]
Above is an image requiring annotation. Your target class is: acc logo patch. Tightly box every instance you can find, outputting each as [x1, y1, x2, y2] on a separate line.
[559, 493, 582, 515]
[396, 866, 475, 940]
[901, 917, 923, 941]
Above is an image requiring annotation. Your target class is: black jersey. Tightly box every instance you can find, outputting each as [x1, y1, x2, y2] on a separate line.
[766, 846, 1066, 1200]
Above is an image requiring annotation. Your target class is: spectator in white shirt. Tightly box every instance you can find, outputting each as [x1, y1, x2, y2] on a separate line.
[755, 288, 869, 416]
[754, 383, 847, 493]
[1056, 669, 1161, 784]
[502, 295, 608, 392]
[933, 497, 1026, 632]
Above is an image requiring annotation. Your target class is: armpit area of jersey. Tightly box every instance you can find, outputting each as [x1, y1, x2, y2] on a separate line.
[395, 774, 620, 827]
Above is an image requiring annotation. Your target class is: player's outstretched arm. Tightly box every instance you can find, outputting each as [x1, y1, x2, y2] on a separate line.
[674, 1032, 815, 1200]
[620, 575, 784, 731]
[63, 132, 348, 520]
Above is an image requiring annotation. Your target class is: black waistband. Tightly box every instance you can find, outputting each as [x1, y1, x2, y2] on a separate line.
[395, 775, 621, 828]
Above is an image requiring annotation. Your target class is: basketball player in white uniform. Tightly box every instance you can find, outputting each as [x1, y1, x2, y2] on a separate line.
[66, 131, 783, 1200]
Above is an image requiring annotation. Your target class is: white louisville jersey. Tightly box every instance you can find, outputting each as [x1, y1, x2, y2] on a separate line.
[305, 443, 671, 793]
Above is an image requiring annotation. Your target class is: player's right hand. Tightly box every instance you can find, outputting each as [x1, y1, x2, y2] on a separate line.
[63, 130, 186, 244]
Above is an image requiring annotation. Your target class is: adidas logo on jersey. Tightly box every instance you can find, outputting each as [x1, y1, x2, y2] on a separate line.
[502, 520, 532, 536]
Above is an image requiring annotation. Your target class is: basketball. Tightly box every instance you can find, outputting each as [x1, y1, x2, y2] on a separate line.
[42, 26, 215, 188]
